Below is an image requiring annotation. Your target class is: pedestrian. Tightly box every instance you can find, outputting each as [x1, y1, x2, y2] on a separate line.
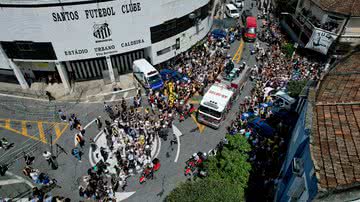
[42, 151, 52, 165]
[71, 147, 82, 162]
[69, 118, 74, 130]
[95, 116, 102, 130]
[58, 109, 67, 121]
[75, 133, 85, 148]
[24, 153, 35, 165]
[100, 147, 109, 162]
[90, 138, 97, 151]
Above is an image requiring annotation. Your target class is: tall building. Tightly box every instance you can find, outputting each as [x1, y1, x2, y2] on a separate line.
[0, 0, 215, 91]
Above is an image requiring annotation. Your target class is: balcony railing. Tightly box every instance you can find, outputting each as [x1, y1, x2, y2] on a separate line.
[297, 9, 342, 34]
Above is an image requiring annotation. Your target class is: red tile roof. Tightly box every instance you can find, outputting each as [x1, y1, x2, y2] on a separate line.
[312, 52, 360, 192]
[311, 0, 360, 16]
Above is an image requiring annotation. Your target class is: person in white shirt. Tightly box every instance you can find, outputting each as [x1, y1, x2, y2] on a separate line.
[42, 151, 52, 165]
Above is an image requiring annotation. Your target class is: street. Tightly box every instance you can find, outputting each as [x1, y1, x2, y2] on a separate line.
[0, 0, 262, 201]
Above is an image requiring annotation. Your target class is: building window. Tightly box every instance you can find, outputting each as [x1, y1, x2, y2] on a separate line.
[150, 2, 211, 43]
[17, 43, 33, 52]
[157, 47, 171, 56]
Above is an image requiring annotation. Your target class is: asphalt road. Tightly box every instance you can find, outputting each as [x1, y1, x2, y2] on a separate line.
[0, 1, 263, 200]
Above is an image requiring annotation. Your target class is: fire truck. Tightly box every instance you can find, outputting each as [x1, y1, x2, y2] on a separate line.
[197, 62, 250, 129]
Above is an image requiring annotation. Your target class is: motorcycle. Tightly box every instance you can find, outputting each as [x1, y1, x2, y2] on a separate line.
[139, 158, 161, 184]
[184, 152, 207, 177]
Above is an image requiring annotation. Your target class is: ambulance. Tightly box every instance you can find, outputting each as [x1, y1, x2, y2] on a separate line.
[197, 60, 251, 129]
[197, 83, 234, 128]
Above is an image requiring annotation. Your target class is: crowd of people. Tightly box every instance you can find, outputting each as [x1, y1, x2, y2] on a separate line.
[148, 30, 238, 120]
[226, 7, 323, 201]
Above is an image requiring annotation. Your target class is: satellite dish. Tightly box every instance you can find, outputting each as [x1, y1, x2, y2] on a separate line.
[189, 13, 196, 19]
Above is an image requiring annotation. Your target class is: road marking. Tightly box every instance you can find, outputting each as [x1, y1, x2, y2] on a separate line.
[74, 119, 96, 146]
[54, 123, 69, 143]
[190, 114, 206, 133]
[154, 134, 161, 159]
[115, 191, 136, 201]
[89, 130, 103, 167]
[172, 124, 182, 163]
[6, 171, 34, 188]
[110, 94, 116, 101]
[232, 39, 245, 63]
[37, 121, 47, 143]
[235, 39, 245, 63]
[0, 119, 68, 144]
[0, 179, 23, 186]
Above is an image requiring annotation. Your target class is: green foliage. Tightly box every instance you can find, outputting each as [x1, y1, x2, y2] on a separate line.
[287, 80, 307, 98]
[166, 178, 244, 202]
[281, 42, 295, 58]
[206, 135, 251, 189]
[166, 135, 251, 202]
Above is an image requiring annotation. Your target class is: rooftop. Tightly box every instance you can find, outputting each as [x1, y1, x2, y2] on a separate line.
[311, 52, 360, 197]
[311, 0, 360, 16]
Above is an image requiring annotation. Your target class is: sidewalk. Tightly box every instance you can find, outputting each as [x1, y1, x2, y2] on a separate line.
[0, 73, 140, 103]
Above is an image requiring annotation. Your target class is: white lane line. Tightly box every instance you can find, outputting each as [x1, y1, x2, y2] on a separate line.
[89, 130, 104, 167]
[154, 134, 161, 159]
[6, 171, 34, 188]
[110, 94, 116, 101]
[0, 179, 23, 186]
[115, 191, 136, 201]
[123, 91, 129, 98]
[172, 124, 182, 163]
[74, 119, 96, 146]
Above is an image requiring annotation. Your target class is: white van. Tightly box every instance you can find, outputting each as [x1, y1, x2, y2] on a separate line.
[272, 91, 296, 111]
[133, 59, 164, 90]
[231, 0, 244, 8]
[225, 4, 240, 18]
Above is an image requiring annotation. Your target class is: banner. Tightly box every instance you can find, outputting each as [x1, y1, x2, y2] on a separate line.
[305, 28, 337, 55]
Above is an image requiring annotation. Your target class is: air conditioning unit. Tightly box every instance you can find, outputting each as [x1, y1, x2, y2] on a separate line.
[292, 158, 304, 176]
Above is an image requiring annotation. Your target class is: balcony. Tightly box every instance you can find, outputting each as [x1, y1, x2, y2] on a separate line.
[297, 9, 342, 34]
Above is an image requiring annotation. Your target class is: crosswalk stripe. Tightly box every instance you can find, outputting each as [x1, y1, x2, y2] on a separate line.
[0, 179, 23, 186]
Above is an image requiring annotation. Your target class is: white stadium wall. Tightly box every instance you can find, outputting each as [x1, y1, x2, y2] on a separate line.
[0, 1, 153, 61]
[150, 16, 213, 65]
[0, 0, 211, 63]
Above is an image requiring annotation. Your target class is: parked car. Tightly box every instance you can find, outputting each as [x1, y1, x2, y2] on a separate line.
[225, 4, 240, 18]
[160, 69, 189, 83]
[211, 29, 227, 40]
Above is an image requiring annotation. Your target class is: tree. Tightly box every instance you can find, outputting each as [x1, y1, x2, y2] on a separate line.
[206, 135, 251, 189]
[166, 178, 244, 202]
[287, 80, 307, 98]
[166, 135, 251, 201]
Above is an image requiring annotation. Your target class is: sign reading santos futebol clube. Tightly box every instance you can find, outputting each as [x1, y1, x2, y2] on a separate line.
[54, 1, 148, 59]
